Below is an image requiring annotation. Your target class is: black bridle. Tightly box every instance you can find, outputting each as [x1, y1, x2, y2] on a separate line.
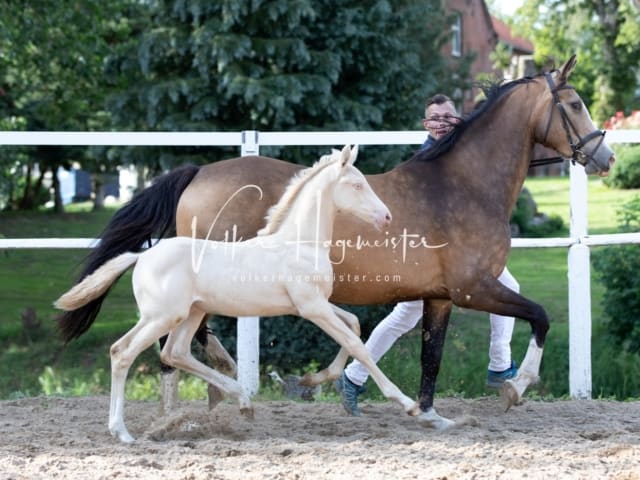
[540, 72, 606, 169]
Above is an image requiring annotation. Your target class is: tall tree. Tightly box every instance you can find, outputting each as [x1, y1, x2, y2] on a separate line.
[511, 0, 640, 124]
[0, 0, 133, 211]
[105, 0, 472, 173]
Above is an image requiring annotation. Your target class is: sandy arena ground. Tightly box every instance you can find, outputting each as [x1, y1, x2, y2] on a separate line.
[1, 395, 639, 479]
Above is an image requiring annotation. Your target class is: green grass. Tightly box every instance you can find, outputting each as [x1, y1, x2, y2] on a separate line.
[523, 176, 640, 234]
[0, 204, 147, 398]
[1, 178, 639, 401]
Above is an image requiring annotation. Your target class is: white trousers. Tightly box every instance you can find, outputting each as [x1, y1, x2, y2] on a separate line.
[344, 267, 519, 386]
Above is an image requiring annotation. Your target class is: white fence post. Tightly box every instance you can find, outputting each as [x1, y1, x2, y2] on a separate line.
[568, 162, 592, 399]
[237, 130, 260, 396]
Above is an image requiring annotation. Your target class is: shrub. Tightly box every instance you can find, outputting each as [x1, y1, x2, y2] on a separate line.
[603, 145, 640, 189]
[592, 195, 640, 354]
[510, 187, 565, 237]
[510, 188, 536, 234]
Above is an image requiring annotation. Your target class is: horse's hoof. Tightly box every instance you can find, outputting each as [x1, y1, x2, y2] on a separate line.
[416, 409, 456, 430]
[240, 405, 255, 420]
[207, 384, 225, 411]
[500, 380, 521, 412]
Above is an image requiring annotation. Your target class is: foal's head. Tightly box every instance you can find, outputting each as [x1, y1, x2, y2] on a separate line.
[258, 145, 391, 236]
[331, 145, 392, 231]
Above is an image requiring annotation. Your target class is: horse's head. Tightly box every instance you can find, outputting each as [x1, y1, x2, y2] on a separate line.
[334, 145, 392, 231]
[534, 55, 615, 176]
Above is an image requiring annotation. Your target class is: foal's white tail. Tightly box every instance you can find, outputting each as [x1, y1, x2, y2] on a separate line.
[54, 252, 140, 310]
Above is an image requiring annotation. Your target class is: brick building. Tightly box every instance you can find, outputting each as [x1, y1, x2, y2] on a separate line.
[443, 0, 534, 113]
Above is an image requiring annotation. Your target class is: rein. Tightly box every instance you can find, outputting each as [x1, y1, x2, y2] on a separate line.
[542, 72, 606, 168]
[529, 155, 565, 169]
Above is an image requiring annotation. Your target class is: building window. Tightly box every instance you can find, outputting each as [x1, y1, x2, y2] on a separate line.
[451, 12, 462, 57]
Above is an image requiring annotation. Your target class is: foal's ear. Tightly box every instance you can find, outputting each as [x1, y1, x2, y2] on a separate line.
[348, 144, 358, 165]
[558, 54, 577, 84]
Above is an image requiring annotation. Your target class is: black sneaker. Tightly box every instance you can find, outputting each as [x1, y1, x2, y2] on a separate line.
[334, 371, 367, 416]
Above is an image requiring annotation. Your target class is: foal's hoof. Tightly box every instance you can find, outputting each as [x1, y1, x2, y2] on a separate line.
[416, 408, 456, 430]
[111, 428, 136, 444]
[406, 401, 422, 417]
[500, 380, 521, 412]
[298, 372, 318, 387]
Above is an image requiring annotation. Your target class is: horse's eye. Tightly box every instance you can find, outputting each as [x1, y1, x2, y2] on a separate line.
[353, 182, 363, 191]
[570, 101, 582, 111]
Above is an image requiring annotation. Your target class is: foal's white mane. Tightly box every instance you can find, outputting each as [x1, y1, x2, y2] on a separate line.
[257, 149, 344, 236]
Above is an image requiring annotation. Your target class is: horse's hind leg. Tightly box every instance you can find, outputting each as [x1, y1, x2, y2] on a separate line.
[416, 299, 456, 429]
[300, 304, 359, 386]
[158, 333, 180, 416]
[161, 308, 252, 417]
[200, 327, 237, 410]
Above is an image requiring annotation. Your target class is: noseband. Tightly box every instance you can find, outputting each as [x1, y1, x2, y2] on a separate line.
[542, 72, 606, 169]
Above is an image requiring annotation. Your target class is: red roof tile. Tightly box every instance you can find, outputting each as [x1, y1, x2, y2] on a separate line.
[491, 16, 534, 54]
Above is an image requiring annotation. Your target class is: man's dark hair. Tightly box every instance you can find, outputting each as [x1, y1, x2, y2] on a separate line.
[426, 93, 453, 108]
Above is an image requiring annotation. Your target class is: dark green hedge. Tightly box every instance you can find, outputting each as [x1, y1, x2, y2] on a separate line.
[207, 304, 394, 372]
[592, 195, 640, 354]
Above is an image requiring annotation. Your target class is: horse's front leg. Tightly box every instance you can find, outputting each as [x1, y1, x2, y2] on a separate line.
[416, 298, 456, 430]
[299, 304, 359, 386]
[457, 276, 550, 411]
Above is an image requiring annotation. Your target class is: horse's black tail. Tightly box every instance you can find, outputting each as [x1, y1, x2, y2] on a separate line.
[57, 164, 201, 343]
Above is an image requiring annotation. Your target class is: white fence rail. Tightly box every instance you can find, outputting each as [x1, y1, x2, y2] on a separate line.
[2, 129, 640, 399]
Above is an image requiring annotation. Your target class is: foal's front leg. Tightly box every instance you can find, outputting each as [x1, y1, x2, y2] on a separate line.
[296, 297, 419, 416]
[299, 304, 360, 387]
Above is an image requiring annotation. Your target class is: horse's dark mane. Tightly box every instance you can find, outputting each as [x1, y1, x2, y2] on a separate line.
[409, 74, 544, 163]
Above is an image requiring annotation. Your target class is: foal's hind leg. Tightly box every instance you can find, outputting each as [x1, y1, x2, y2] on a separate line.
[161, 319, 237, 413]
[161, 308, 252, 418]
[110, 316, 176, 443]
[300, 304, 360, 387]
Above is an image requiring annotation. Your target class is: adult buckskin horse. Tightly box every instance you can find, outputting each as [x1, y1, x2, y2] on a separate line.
[58, 56, 614, 429]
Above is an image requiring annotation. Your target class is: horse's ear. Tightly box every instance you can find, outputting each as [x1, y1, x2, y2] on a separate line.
[558, 54, 577, 84]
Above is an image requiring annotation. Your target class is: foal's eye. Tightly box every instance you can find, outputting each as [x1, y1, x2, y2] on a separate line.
[353, 182, 363, 191]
